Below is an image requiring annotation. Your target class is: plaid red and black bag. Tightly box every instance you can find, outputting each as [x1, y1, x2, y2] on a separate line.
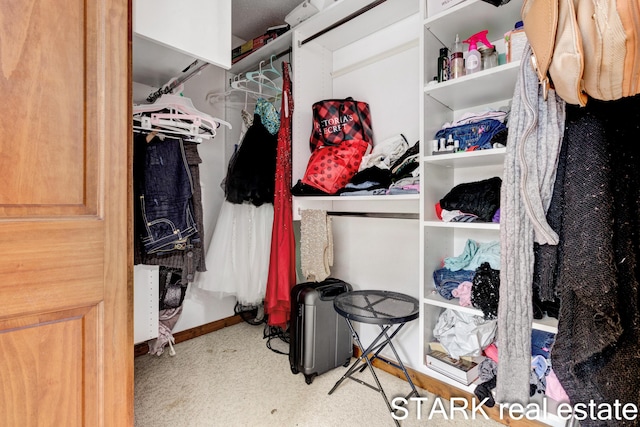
[309, 97, 373, 150]
[302, 97, 374, 194]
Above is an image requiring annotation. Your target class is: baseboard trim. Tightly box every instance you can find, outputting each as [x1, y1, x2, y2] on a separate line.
[134, 314, 244, 358]
[353, 347, 547, 427]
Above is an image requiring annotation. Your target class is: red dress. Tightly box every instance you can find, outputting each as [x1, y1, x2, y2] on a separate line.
[264, 62, 296, 329]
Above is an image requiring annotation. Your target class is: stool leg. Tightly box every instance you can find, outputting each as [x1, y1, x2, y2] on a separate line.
[353, 326, 402, 427]
[384, 334, 420, 400]
[329, 320, 400, 426]
[329, 321, 391, 395]
[358, 323, 406, 373]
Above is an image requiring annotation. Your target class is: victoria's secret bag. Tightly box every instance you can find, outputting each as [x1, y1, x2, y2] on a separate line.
[308, 97, 373, 151]
[302, 98, 373, 194]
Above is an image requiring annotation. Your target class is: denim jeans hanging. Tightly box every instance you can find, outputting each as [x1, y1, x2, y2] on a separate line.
[137, 136, 199, 254]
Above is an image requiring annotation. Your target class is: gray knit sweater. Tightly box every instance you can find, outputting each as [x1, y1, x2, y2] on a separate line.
[497, 44, 565, 404]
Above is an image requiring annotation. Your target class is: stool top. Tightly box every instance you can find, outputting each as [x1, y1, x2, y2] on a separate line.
[333, 290, 419, 325]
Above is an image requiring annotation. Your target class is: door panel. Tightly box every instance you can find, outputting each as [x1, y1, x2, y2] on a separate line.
[0, 306, 100, 426]
[0, 0, 131, 425]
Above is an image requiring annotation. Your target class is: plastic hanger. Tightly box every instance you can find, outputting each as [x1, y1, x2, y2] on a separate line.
[134, 94, 231, 128]
[133, 93, 231, 142]
[245, 57, 282, 93]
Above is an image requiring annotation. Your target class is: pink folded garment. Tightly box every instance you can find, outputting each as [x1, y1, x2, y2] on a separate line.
[452, 281, 473, 307]
[545, 368, 570, 403]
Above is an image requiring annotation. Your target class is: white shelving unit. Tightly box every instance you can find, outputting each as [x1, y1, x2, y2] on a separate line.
[292, 0, 421, 216]
[419, 1, 563, 425]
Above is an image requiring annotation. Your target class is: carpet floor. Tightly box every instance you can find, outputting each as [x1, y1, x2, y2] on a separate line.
[134, 321, 504, 427]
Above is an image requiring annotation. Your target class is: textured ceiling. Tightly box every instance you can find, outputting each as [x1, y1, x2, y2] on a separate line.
[232, 0, 302, 41]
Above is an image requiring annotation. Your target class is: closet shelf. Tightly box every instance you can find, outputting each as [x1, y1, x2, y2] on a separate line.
[423, 0, 523, 44]
[424, 61, 520, 111]
[296, 0, 419, 51]
[293, 194, 419, 220]
[424, 291, 559, 334]
[422, 220, 499, 230]
[229, 31, 293, 75]
[423, 147, 506, 168]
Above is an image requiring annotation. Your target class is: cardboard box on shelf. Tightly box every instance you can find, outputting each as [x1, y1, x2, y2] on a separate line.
[425, 345, 485, 386]
[231, 33, 280, 63]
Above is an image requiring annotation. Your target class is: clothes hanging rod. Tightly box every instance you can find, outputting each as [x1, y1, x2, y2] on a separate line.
[326, 211, 418, 220]
[147, 59, 211, 103]
[299, 0, 388, 46]
[231, 47, 292, 77]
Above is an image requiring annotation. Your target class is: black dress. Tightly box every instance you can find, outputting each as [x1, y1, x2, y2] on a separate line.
[224, 114, 277, 206]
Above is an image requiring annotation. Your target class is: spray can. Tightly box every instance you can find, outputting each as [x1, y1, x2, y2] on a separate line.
[450, 34, 465, 79]
[437, 47, 449, 82]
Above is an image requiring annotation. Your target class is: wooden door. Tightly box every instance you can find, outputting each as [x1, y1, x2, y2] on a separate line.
[0, 1, 132, 426]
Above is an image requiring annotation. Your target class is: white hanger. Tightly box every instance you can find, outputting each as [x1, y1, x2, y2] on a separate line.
[133, 94, 231, 142]
[230, 74, 274, 96]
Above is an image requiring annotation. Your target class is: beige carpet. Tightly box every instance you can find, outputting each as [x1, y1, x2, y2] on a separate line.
[135, 321, 504, 427]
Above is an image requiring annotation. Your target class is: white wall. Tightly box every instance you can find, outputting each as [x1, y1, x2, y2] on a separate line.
[173, 65, 237, 332]
[329, 217, 421, 370]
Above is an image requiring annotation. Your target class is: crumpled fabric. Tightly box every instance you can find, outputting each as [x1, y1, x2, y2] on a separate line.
[452, 281, 473, 307]
[439, 177, 502, 222]
[433, 309, 497, 359]
[478, 357, 498, 383]
[432, 268, 475, 300]
[471, 262, 501, 320]
[148, 306, 183, 357]
[444, 239, 501, 271]
[358, 134, 409, 171]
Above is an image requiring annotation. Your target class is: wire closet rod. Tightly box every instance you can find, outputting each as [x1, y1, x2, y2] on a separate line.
[232, 47, 292, 77]
[299, 0, 388, 46]
[326, 211, 418, 220]
[146, 59, 210, 103]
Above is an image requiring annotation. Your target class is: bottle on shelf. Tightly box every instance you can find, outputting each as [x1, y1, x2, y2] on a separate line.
[437, 47, 450, 82]
[449, 34, 465, 79]
[446, 134, 455, 150]
[463, 30, 493, 75]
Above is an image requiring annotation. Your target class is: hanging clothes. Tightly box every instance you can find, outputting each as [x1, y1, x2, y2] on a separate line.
[133, 134, 207, 282]
[539, 95, 640, 423]
[195, 99, 278, 306]
[264, 62, 295, 329]
[300, 209, 333, 282]
[254, 97, 280, 136]
[225, 113, 278, 206]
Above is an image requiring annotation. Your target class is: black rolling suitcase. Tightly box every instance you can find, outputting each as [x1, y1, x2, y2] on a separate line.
[289, 278, 353, 384]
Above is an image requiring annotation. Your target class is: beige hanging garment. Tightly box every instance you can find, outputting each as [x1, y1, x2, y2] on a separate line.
[300, 209, 333, 282]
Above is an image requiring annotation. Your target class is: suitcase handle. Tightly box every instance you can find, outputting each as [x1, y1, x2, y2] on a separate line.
[317, 283, 350, 300]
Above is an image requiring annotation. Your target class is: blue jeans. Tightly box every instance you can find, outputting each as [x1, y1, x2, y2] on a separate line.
[432, 268, 476, 300]
[531, 329, 555, 358]
[138, 137, 199, 254]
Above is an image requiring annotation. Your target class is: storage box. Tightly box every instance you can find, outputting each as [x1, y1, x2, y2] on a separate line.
[231, 34, 279, 63]
[425, 349, 484, 385]
[426, 0, 467, 17]
[285, 1, 319, 27]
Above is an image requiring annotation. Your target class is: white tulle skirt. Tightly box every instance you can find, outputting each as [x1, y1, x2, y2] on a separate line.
[194, 201, 273, 305]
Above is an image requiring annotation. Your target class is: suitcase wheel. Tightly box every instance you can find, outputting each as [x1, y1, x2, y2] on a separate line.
[343, 359, 350, 367]
[290, 365, 299, 375]
[304, 373, 316, 385]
